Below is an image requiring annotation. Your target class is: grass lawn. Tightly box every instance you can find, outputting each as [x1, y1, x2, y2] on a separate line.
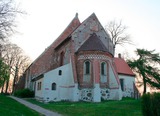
[0, 94, 42, 116]
[27, 98, 142, 116]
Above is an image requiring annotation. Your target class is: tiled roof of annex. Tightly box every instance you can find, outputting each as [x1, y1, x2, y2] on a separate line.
[114, 57, 135, 76]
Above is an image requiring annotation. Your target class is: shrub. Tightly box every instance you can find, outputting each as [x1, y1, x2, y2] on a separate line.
[14, 88, 34, 98]
[152, 93, 160, 116]
[141, 93, 152, 116]
[142, 93, 160, 116]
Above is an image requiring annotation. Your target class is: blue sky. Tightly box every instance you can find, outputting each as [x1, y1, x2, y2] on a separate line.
[12, 0, 160, 60]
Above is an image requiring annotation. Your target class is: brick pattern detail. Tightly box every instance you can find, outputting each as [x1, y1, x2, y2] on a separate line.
[78, 54, 111, 60]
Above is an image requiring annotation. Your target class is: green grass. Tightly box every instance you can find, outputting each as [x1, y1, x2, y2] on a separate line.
[27, 97, 142, 116]
[0, 94, 42, 116]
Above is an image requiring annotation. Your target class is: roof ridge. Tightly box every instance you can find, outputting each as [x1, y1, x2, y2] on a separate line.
[31, 13, 81, 65]
[80, 13, 96, 25]
[53, 13, 81, 48]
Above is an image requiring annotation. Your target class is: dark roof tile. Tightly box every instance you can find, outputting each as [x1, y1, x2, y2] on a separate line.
[78, 33, 108, 52]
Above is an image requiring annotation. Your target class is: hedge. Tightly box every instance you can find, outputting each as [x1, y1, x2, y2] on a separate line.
[142, 93, 160, 116]
[14, 88, 34, 98]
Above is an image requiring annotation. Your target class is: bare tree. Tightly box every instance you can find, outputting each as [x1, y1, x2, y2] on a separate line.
[1, 43, 16, 93]
[0, 0, 23, 41]
[0, 0, 24, 61]
[1, 42, 31, 93]
[12, 53, 31, 93]
[0, 0, 26, 93]
[105, 20, 133, 48]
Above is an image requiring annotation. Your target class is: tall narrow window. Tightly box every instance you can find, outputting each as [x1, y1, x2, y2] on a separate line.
[34, 82, 36, 91]
[39, 82, 41, 90]
[100, 62, 107, 83]
[60, 51, 64, 66]
[85, 61, 90, 74]
[120, 79, 124, 91]
[52, 83, 56, 90]
[37, 82, 42, 90]
[101, 62, 105, 75]
[83, 60, 91, 82]
[37, 82, 39, 90]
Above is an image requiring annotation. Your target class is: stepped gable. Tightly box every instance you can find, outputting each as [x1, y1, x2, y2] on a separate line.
[77, 33, 108, 52]
[114, 57, 135, 76]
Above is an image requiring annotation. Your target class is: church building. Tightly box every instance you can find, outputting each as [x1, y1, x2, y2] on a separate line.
[24, 13, 136, 102]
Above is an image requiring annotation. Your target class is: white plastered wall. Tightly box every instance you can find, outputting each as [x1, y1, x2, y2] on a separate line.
[40, 63, 76, 102]
[35, 78, 44, 99]
[119, 75, 135, 97]
[108, 62, 122, 100]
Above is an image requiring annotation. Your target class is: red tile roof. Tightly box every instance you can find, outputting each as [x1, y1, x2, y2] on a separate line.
[114, 58, 135, 76]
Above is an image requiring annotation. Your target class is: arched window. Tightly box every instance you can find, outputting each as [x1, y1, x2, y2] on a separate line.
[52, 83, 56, 90]
[83, 60, 91, 82]
[101, 62, 106, 75]
[60, 51, 64, 66]
[85, 61, 90, 75]
[59, 70, 62, 75]
[100, 62, 107, 83]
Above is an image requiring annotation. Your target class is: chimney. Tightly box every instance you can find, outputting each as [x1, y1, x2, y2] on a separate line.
[118, 53, 121, 58]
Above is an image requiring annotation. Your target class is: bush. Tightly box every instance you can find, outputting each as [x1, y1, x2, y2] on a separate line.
[14, 88, 34, 98]
[152, 93, 160, 116]
[142, 93, 160, 116]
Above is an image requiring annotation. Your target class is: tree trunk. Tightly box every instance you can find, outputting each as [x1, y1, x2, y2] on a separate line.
[5, 68, 12, 94]
[140, 67, 147, 95]
[12, 66, 18, 94]
[12, 76, 16, 94]
[143, 77, 147, 94]
[5, 79, 9, 93]
[1, 84, 4, 93]
[1, 78, 6, 93]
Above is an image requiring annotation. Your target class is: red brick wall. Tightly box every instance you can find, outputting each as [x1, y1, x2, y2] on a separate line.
[76, 57, 94, 88]
[76, 51, 112, 88]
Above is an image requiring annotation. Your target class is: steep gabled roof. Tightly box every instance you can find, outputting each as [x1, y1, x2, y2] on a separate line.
[81, 13, 110, 38]
[114, 58, 135, 76]
[77, 33, 108, 52]
[31, 13, 81, 67]
[54, 13, 81, 49]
